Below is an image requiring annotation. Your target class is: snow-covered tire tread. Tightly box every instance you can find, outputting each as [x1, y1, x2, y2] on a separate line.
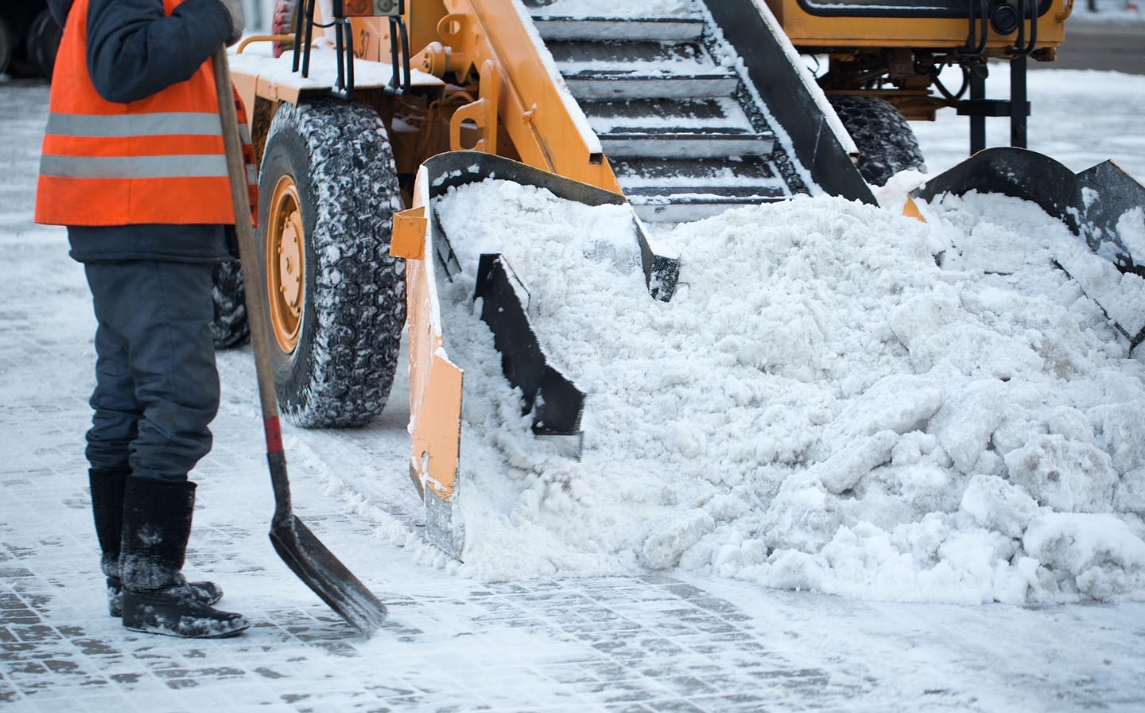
[211, 260, 249, 349]
[0, 17, 13, 77]
[259, 100, 405, 428]
[829, 95, 926, 187]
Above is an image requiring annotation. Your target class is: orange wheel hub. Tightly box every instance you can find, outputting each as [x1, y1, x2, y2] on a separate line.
[266, 175, 305, 354]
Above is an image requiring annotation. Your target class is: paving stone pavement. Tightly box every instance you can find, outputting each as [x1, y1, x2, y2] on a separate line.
[0, 456, 862, 712]
[4, 78, 1145, 713]
[0, 379, 859, 713]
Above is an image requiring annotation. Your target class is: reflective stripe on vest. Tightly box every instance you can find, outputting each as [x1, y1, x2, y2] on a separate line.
[40, 154, 229, 180]
[45, 112, 224, 138]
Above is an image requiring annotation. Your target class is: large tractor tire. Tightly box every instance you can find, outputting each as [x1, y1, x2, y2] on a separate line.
[255, 100, 405, 428]
[211, 260, 249, 349]
[829, 95, 926, 187]
[0, 17, 13, 76]
[24, 8, 61, 79]
[3, 4, 39, 79]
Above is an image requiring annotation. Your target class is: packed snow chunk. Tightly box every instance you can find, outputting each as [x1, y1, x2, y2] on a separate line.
[760, 474, 844, 553]
[854, 463, 960, 530]
[960, 474, 1041, 538]
[641, 509, 715, 569]
[812, 430, 899, 495]
[928, 379, 1009, 474]
[1023, 513, 1145, 599]
[1116, 468, 1145, 515]
[1087, 401, 1145, 475]
[822, 374, 942, 448]
[1116, 206, 1145, 265]
[1004, 434, 1118, 513]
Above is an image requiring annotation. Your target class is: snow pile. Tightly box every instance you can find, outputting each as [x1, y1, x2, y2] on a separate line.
[431, 178, 1145, 604]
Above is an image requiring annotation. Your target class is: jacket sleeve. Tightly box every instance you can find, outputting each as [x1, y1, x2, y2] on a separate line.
[48, 0, 74, 27]
[86, 0, 233, 104]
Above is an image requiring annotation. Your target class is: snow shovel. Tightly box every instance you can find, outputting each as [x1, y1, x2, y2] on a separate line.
[212, 48, 388, 636]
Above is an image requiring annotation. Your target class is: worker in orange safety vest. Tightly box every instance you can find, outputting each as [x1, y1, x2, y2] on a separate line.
[35, 0, 253, 639]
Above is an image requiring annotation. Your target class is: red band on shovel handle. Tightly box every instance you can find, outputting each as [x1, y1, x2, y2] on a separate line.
[264, 416, 284, 455]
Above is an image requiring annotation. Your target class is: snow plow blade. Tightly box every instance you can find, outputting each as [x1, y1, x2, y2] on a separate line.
[475, 253, 586, 439]
[913, 147, 1145, 350]
[913, 148, 1145, 271]
[390, 152, 679, 558]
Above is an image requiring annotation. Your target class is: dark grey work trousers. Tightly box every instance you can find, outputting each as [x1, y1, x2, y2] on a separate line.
[83, 260, 220, 482]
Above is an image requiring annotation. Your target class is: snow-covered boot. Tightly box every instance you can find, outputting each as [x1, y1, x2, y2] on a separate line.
[89, 467, 223, 617]
[89, 466, 130, 584]
[119, 477, 249, 638]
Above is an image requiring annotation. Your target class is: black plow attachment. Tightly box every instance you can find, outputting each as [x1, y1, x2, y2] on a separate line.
[913, 147, 1145, 351]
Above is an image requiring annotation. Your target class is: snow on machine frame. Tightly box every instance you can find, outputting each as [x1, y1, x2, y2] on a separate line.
[224, 0, 1141, 558]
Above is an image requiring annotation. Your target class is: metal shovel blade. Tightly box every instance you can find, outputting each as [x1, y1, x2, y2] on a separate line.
[270, 513, 389, 636]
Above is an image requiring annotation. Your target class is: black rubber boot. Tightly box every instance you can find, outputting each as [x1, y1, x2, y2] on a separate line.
[89, 468, 224, 617]
[89, 466, 130, 582]
[107, 578, 224, 618]
[119, 477, 249, 638]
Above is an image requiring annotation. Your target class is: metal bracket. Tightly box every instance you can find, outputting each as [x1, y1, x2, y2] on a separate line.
[291, 0, 411, 99]
[957, 99, 1030, 117]
[449, 60, 499, 152]
[474, 254, 585, 440]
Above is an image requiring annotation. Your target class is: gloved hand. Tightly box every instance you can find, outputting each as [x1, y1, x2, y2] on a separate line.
[217, 0, 246, 47]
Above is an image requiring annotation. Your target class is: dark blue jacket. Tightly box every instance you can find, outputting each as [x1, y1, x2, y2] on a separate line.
[51, 0, 239, 263]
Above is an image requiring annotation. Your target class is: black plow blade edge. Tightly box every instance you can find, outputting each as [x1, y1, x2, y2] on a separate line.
[270, 515, 389, 636]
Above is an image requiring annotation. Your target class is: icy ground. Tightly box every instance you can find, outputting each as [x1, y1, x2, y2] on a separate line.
[4, 40, 1145, 713]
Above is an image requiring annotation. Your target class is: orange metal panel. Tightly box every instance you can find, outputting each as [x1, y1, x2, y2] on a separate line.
[411, 0, 622, 194]
[229, 64, 260, 121]
[391, 206, 427, 260]
[766, 0, 1068, 50]
[401, 170, 463, 504]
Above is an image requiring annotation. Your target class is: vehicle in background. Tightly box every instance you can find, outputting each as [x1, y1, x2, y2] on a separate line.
[1, 0, 61, 79]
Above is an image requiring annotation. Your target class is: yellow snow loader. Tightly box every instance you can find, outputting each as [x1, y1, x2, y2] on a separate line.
[222, 0, 1142, 556]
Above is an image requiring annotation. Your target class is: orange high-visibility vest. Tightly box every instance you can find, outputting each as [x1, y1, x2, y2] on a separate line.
[35, 0, 252, 227]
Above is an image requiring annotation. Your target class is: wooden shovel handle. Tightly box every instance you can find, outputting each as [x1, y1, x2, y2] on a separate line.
[212, 48, 292, 512]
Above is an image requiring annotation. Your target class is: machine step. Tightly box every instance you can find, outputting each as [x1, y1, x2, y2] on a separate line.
[531, 16, 705, 42]
[612, 156, 792, 222]
[562, 71, 740, 101]
[627, 191, 790, 223]
[526, 9, 810, 221]
[597, 130, 774, 160]
[579, 97, 758, 133]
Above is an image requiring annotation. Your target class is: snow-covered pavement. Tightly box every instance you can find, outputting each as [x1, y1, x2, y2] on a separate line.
[3, 54, 1145, 713]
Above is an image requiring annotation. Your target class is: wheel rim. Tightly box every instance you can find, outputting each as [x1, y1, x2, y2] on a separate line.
[267, 174, 305, 354]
